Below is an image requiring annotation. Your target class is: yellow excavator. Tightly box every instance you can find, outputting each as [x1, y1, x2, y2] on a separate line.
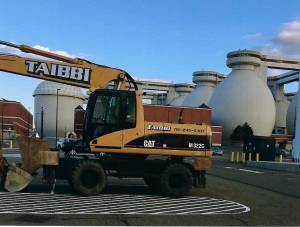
[0, 41, 212, 197]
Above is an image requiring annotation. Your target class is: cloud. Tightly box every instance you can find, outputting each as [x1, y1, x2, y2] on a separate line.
[242, 33, 263, 40]
[256, 19, 300, 58]
[0, 43, 79, 60]
[32, 45, 77, 58]
[134, 77, 172, 83]
[273, 19, 300, 57]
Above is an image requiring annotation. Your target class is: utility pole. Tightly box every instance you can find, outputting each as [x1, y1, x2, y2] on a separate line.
[1, 102, 3, 146]
[55, 88, 61, 147]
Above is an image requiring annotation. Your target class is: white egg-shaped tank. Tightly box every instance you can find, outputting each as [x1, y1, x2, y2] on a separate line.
[209, 50, 276, 140]
[182, 71, 224, 107]
[33, 81, 85, 147]
[167, 84, 193, 106]
[286, 94, 297, 135]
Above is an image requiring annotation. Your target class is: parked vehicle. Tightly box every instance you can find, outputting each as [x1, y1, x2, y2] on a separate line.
[212, 146, 223, 156]
[275, 147, 288, 158]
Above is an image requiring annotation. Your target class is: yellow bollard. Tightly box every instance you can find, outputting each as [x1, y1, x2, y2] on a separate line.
[9, 140, 12, 149]
[249, 153, 252, 161]
[279, 154, 283, 162]
[256, 153, 260, 162]
[231, 152, 234, 162]
[242, 153, 246, 163]
[236, 152, 239, 163]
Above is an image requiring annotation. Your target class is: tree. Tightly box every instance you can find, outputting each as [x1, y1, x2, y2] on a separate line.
[231, 122, 253, 141]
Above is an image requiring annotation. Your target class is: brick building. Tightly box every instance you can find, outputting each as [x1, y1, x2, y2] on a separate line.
[0, 100, 33, 142]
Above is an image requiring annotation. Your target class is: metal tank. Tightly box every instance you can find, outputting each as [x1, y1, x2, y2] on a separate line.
[209, 50, 276, 140]
[286, 94, 297, 135]
[33, 81, 85, 147]
[292, 87, 300, 162]
[167, 83, 193, 106]
[182, 71, 224, 107]
[268, 81, 290, 134]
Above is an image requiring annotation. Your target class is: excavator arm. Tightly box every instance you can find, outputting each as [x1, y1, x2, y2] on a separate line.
[0, 41, 137, 92]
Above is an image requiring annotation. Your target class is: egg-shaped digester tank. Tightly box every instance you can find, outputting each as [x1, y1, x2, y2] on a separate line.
[167, 84, 193, 106]
[286, 94, 297, 135]
[209, 50, 276, 140]
[33, 81, 85, 147]
[183, 71, 224, 107]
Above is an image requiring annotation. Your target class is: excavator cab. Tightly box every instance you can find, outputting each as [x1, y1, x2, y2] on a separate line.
[83, 89, 137, 146]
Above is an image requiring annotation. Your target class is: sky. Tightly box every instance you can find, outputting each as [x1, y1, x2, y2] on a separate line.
[0, 0, 300, 111]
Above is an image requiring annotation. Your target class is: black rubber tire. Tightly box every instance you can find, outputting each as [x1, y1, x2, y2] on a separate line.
[160, 163, 193, 198]
[144, 176, 161, 193]
[71, 160, 106, 196]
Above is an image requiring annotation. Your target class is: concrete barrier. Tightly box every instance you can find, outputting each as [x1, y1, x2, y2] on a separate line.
[246, 160, 300, 173]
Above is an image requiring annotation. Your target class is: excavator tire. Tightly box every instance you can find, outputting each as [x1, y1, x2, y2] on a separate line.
[71, 160, 106, 196]
[144, 176, 161, 193]
[160, 163, 193, 198]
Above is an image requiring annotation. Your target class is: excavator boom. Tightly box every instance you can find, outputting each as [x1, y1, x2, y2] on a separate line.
[0, 41, 137, 91]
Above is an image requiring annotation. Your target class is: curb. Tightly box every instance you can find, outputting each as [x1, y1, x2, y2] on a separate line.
[246, 160, 300, 173]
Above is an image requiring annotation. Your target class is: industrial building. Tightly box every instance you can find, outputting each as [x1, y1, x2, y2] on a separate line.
[33, 81, 85, 147]
[31, 49, 300, 155]
[0, 99, 33, 147]
[34, 79, 223, 147]
[183, 71, 224, 107]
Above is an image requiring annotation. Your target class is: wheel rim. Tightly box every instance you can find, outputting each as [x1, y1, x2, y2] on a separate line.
[81, 170, 100, 188]
[168, 173, 185, 189]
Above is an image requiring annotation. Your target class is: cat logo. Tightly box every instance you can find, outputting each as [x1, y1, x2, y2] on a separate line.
[144, 140, 155, 148]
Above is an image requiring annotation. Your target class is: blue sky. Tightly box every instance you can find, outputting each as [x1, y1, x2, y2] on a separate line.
[0, 0, 299, 110]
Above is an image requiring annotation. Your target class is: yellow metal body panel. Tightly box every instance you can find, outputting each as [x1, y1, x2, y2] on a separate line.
[90, 120, 212, 157]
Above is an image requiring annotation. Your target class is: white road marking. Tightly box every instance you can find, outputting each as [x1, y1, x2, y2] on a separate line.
[224, 166, 264, 174]
[108, 198, 220, 214]
[69, 197, 215, 213]
[0, 192, 250, 215]
[146, 201, 235, 215]
[3, 153, 20, 158]
[237, 168, 264, 174]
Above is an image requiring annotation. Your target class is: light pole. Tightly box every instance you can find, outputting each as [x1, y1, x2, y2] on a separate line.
[1, 103, 3, 146]
[55, 89, 61, 148]
[28, 106, 31, 137]
[41, 107, 44, 139]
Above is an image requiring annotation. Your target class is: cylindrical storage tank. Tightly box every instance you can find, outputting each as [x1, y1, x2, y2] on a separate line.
[275, 99, 290, 130]
[33, 81, 85, 147]
[286, 94, 297, 135]
[182, 71, 224, 107]
[167, 84, 193, 106]
[209, 50, 276, 140]
[268, 82, 290, 131]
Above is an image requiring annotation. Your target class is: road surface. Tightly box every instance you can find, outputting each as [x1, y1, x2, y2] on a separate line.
[0, 150, 299, 225]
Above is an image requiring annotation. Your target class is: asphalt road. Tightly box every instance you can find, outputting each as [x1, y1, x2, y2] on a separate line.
[0, 150, 300, 226]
